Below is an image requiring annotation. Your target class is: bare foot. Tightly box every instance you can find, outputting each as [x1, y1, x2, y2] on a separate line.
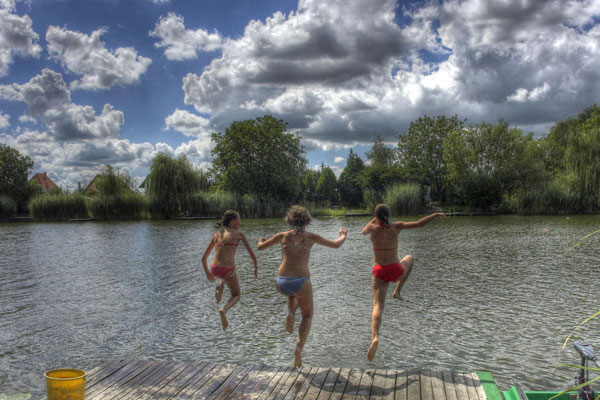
[367, 338, 379, 362]
[215, 281, 224, 303]
[285, 313, 295, 334]
[393, 291, 404, 301]
[294, 347, 302, 368]
[219, 309, 229, 331]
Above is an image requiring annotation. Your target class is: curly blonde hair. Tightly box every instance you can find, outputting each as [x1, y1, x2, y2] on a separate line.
[285, 205, 312, 233]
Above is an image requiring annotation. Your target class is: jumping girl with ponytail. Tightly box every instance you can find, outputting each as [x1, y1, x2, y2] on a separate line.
[202, 210, 257, 330]
[257, 205, 347, 368]
[361, 204, 445, 362]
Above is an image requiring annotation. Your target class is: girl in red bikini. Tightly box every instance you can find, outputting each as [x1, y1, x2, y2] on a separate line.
[361, 204, 444, 362]
[202, 210, 257, 330]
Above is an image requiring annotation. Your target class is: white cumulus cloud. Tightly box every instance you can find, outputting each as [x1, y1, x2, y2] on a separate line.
[150, 13, 222, 60]
[0, 3, 41, 76]
[0, 69, 124, 140]
[46, 26, 151, 90]
[0, 111, 9, 129]
[165, 108, 213, 138]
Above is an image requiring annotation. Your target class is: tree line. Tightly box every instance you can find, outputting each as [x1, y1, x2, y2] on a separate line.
[1, 106, 599, 220]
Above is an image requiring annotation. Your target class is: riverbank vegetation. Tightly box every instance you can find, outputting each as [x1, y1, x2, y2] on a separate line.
[1, 106, 599, 221]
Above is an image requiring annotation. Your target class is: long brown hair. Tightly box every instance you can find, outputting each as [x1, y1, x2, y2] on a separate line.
[215, 210, 239, 229]
[374, 203, 390, 225]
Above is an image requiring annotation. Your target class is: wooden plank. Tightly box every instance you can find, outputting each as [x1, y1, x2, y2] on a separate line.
[380, 369, 397, 400]
[452, 371, 470, 400]
[191, 363, 239, 398]
[393, 370, 408, 400]
[442, 371, 457, 400]
[420, 370, 434, 400]
[86, 360, 155, 399]
[86, 359, 131, 388]
[218, 364, 266, 400]
[96, 361, 164, 399]
[316, 368, 341, 400]
[270, 367, 304, 400]
[237, 365, 282, 400]
[329, 368, 351, 400]
[176, 363, 230, 399]
[125, 361, 189, 399]
[226, 365, 268, 399]
[469, 372, 487, 400]
[430, 370, 447, 400]
[282, 367, 317, 400]
[303, 367, 332, 400]
[259, 366, 297, 400]
[461, 373, 480, 400]
[211, 364, 259, 400]
[118, 361, 178, 399]
[369, 369, 388, 400]
[406, 369, 420, 400]
[340, 368, 363, 399]
[354, 368, 374, 400]
[146, 361, 209, 399]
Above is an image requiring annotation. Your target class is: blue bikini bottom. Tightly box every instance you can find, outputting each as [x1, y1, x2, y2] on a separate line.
[276, 276, 310, 297]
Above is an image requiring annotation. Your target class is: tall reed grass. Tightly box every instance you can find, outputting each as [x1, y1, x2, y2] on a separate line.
[29, 193, 88, 221]
[89, 192, 146, 220]
[0, 195, 16, 219]
[382, 183, 424, 215]
[182, 191, 286, 218]
[501, 180, 579, 215]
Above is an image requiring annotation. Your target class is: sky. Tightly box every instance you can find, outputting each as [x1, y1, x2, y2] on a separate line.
[1, 0, 599, 190]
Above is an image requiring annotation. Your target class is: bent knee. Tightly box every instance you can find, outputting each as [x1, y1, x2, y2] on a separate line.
[403, 254, 414, 266]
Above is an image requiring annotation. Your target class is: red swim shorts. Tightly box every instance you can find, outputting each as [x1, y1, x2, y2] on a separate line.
[372, 262, 405, 283]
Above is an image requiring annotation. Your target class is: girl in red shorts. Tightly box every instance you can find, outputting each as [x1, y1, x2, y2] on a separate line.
[202, 210, 257, 330]
[361, 204, 444, 362]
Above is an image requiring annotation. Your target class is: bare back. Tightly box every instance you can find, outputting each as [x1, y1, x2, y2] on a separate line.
[278, 230, 314, 277]
[369, 223, 401, 265]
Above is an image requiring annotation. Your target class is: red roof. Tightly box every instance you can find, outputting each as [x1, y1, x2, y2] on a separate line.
[31, 172, 58, 194]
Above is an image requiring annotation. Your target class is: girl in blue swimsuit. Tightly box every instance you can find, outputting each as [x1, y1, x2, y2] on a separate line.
[257, 205, 347, 368]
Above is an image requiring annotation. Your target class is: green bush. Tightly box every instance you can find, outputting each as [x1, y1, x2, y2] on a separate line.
[383, 183, 424, 215]
[29, 193, 89, 221]
[502, 179, 579, 215]
[89, 192, 146, 220]
[0, 195, 17, 219]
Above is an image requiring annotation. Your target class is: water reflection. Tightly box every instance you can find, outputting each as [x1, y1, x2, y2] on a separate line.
[0, 215, 599, 396]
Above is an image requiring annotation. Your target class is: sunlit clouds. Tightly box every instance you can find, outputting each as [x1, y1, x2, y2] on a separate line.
[1, 0, 599, 188]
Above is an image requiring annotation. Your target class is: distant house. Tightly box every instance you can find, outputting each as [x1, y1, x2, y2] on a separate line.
[84, 175, 102, 196]
[138, 176, 148, 194]
[30, 172, 58, 194]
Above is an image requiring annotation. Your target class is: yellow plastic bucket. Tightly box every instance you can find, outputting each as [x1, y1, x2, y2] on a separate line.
[44, 368, 86, 400]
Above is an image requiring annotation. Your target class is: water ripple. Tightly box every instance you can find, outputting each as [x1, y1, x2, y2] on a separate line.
[0, 215, 599, 396]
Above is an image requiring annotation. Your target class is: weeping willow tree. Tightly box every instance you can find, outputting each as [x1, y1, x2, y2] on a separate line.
[95, 165, 134, 196]
[146, 153, 204, 218]
[566, 106, 600, 211]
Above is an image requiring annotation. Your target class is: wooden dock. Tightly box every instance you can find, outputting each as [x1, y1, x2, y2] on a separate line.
[83, 359, 501, 400]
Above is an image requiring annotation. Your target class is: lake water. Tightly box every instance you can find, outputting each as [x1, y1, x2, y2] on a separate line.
[1, 215, 599, 397]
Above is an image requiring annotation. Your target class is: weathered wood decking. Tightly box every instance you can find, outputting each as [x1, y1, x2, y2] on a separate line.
[83, 359, 497, 400]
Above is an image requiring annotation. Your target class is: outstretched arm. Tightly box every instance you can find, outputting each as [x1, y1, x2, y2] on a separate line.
[202, 233, 217, 281]
[240, 232, 258, 280]
[395, 212, 445, 230]
[312, 227, 347, 248]
[257, 232, 284, 251]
